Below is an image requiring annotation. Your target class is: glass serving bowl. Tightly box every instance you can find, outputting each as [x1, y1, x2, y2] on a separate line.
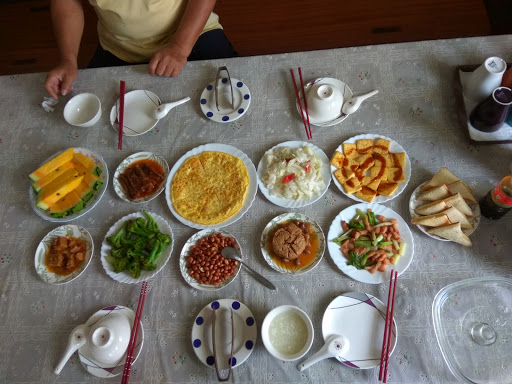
[432, 277, 512, 384]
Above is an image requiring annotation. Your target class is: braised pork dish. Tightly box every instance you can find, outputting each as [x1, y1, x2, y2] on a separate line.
[45, 235, 87, 275]
[118, 159, 165, 201]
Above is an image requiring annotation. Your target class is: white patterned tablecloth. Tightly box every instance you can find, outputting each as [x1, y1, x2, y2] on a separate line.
[1, 35, 512, 384]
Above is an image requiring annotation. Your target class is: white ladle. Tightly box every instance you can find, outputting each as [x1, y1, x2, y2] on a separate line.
[297, 334, 349, 371]
[341, 89, 379, 117]
[153, 96, 190, 119]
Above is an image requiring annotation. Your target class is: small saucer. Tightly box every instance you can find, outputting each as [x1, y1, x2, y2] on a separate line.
[200, 78, 251, 123]
[109, 90, 161, 136]
[78, 305, 143, 378]
[296, 78, 353, 126]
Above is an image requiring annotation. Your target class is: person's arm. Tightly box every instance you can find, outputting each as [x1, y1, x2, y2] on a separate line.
[44, 0, 85, 99]
[148, 0, 217, 77]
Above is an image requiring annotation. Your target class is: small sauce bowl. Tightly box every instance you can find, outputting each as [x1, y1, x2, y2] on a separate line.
[261, 305, 314, 361]
[63, 93, 101, 127]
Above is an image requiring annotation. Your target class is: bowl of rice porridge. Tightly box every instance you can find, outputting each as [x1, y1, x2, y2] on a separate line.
[261, 305, 314, 361]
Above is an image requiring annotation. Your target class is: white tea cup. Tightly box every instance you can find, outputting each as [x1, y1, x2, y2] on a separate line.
[305, 83, 343, 122]
[464, 56, 507, 103]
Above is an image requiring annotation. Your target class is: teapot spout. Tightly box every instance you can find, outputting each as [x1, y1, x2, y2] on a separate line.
[54, 324, 88, 375]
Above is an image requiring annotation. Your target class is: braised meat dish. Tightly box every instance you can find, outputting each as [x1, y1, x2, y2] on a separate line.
[118, 159, 164, 200]
[45, 235, 87, 276]
[272, 221, 313, 264]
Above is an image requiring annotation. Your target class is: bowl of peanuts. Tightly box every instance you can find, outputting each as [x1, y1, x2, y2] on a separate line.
[180, 229, 242, 290]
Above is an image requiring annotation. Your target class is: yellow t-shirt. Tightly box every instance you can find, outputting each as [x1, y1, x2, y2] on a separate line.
[88, 0, 222, 62]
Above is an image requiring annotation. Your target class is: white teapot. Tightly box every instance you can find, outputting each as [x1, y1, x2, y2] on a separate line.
[54, 306, 133, 375]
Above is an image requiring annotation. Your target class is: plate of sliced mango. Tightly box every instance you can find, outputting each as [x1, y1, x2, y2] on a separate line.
[28, 147, 108, 222]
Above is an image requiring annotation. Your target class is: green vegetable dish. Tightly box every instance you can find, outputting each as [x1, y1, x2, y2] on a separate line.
[331, 208, 406, 274]
[106, 212, 171, 278]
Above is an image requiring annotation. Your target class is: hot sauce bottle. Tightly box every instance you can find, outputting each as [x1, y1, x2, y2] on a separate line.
[479, 175, 512, 219]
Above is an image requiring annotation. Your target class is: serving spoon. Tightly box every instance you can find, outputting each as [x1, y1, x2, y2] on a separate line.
[221, 247, 277, 290]
[297, 334, 349, 371]
[153, 96, 190, 119]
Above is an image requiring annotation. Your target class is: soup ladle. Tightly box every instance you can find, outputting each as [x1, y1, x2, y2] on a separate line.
[221, 246, 277, 290]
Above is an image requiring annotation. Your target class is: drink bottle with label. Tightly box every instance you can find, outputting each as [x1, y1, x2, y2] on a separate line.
[479, 175, 512, 219]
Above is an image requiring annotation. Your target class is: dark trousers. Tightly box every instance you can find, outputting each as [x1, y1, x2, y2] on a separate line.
[88, 29, 238, 68]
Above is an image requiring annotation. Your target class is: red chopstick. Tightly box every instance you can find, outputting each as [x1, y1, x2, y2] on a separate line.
[121, 281, 148, 384]
[118, 80, 126, 150]
[379, 270, 397, 383]
[298, 67, 312, 140]
[289, 69, 312, 140]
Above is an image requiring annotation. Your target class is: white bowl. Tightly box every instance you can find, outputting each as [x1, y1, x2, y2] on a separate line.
[305, 83, 343, 122]
[86, 312, 131, 365]
[261, 305, 314, 361]
[64, 93, 101, 127]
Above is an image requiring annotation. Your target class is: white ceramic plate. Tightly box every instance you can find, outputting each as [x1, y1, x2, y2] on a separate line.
[257, 141, 331, 208]
[78, 305, 143, 378]
[29, 147, 109, 223]
[113, 152, 169, 204]
[327, 203, 414, 284]
[179, 229, 242, 291]
[296, 77, 353, 126]
[165, 143, 257, 229]
[200, 78, 251, 123]
[109, 90, 161, 136]
[260, 213, 325, 275]
[331, 134, 411, 203]
[100, 212, 173, 284]
[191, 299, 257, 370]
[34, 225, 93, 284]
[409, 181, 481, 241]
[322, 292, 397, 369]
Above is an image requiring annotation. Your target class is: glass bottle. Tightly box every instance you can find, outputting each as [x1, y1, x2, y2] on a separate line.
[479, 175, 512, 219]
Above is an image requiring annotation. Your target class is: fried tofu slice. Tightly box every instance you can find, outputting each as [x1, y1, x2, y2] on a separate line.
[387, 167, 406, 183]
[343, 143, 358, 159]
[334, 168, 355, 184]
[370, 166, 388, 182]
[390, 152, 406, 168]
[373, 138, 391, 155]
[357, 153, 375, 172]
[343, 159, 359, 173]
[356, 139, 374, 154]
[373, 153, 391, 168]
[362, 176, 381, 191]
[330, 151, 345, 169]
[355, 186, 377, 202]
[342, 178, 362, 194]
[377, 182, 399, 196]
[353, 168, 365, 181]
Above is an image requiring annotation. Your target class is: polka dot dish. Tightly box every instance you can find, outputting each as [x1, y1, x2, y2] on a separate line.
[200, 78, 251, 123]
[191, 299, 257, 370]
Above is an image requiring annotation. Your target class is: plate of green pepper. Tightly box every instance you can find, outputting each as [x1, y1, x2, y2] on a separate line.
[100, 211, 173, 284]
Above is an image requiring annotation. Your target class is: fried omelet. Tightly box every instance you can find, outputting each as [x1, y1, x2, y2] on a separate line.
[171, 151, 249, 225]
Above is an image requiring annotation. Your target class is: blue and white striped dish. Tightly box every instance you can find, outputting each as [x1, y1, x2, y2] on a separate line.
[200, 78, 251, 123]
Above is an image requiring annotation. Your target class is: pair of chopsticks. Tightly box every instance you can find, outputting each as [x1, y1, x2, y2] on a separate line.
[121, 281, 148, 384]
[290, 68, 312, 140]
[379, 270, 398, 383]
[118, 80, 126, 150]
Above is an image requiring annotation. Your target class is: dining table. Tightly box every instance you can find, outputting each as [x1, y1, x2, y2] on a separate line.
[1, 34, 512, 384]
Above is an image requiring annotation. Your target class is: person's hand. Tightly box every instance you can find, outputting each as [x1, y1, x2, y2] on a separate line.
[148, 41, 189, 77]
[44, 59, 78, 99]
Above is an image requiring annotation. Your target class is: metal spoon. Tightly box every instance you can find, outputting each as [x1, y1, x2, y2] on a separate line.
[221, 247, 277, 290]
[153, 96, 190, 119]
[297, 334, 349, 371]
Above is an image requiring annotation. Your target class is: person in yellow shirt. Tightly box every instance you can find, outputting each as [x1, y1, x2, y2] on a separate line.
[45, 0, 237, 99]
